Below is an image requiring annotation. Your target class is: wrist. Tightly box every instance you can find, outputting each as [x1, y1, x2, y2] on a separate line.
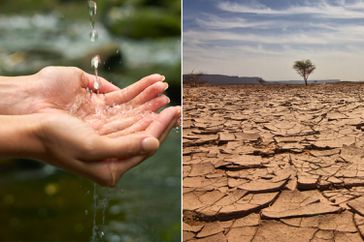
[0, 74, 41, 115]
[0, 114, 44, 159]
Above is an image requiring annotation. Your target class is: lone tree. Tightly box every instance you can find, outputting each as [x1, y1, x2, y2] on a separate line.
[293, 59, 316, 86]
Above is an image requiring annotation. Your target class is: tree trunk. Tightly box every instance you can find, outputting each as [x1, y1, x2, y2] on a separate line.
[304, 78, 308, 86]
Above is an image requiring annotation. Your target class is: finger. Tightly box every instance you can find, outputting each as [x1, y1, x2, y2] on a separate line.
[98, 115, 143, 135]
[89, 134, 160, 161]
[159, 116, 180, 144]
[106, 117, 154, 138]
[104, 74, 165, 105]
[146, 106, 181, 138]
[105, 95, 169, 122]
[128, 81, 168, 106]
[81, 72, 120, 93]
[111, 107, 180, 178]
[135, 95, 170, 113]
[122, 108, 180, 144]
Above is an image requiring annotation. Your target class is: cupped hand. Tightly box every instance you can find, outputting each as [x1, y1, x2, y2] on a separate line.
[34, 67, 180, 186]
[36, 105, 180, 186]
[37, 67, 168, 114]
[0, 66, 181, 186]
[31, 66, 174, 137]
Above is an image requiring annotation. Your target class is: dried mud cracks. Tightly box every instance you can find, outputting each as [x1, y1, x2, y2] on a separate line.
[183, 84, 364, 242]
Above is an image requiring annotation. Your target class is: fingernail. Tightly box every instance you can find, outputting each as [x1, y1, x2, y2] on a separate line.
[163, 83, 169, 91]
[161, 75, 166, 81]
[142, 137, 159, 152]
[166, 97, 170, 103]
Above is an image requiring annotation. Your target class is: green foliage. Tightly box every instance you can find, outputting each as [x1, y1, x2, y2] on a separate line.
[107, 0, 180, 10]
[0, 0, 58, 14]
[106, 7, 180, 39]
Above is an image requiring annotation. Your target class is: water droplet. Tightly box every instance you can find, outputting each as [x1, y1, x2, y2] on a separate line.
[93, 80, 100, 90]
[91, 55, 100, 69]
[88, 1, 97, 17]
[90, 29, 98, 42]
[90, 55, 102, 91]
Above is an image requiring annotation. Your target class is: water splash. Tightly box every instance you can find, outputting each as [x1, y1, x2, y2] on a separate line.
[68, 94, 157, 130]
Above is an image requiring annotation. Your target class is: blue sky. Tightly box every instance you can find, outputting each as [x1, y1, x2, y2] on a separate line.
[183, 0, 364, 81]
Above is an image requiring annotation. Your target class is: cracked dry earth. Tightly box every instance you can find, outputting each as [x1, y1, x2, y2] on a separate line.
[183, 84, 364, 242]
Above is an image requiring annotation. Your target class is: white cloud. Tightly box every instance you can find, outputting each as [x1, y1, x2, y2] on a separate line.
[217, 0, 364, 19]
[184, 25, 364, 47]
[196, 15, 271, 29]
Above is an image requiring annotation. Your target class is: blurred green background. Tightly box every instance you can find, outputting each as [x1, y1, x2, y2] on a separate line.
[0, 0, 181, 241]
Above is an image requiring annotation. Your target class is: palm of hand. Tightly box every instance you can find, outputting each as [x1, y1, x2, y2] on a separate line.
[32, 67, 179, 186]
[35, 66, 169, 135]
[39, 112, 145, 186]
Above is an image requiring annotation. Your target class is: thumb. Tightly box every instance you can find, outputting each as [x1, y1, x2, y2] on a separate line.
[89, 135, 159, 161]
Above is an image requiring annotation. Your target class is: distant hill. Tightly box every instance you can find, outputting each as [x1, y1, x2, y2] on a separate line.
[183, 74, 266, 85]
[269, 79, 341, 84]
[183, 74, 342, 86]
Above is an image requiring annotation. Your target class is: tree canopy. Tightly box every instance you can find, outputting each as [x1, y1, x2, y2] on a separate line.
[293, 59, 316, 86]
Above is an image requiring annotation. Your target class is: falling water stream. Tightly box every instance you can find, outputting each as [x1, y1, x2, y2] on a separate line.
[88, 0, 101, 92]
[91, 55, 101, 91]
[88, 1, 108, 241]
[88, 0, 98, 42]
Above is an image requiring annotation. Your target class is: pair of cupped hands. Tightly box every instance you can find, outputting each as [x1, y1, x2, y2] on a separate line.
[0, 66, 180, 186]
